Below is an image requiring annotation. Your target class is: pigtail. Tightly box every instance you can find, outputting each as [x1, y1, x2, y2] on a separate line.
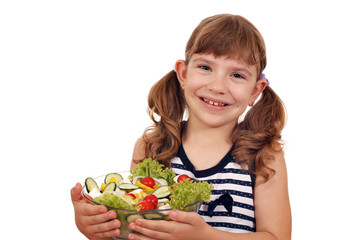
[142, 70, 186, 167]
[232, 86, 286, 182]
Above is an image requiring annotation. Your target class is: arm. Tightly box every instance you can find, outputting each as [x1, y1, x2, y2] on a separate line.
[252, 147, 292, 240]
[130, 138, 146, 169]
[127, 147, 291, 240]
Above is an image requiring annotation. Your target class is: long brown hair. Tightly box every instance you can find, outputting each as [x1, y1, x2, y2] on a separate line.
[142, 14, 286, 182]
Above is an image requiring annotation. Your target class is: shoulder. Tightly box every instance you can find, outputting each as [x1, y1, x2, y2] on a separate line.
[253, 143, 288, 196]
[130, 138, 146, 170]
[266, 143, 286, 174]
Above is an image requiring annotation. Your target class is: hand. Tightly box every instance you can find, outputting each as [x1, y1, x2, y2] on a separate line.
[70, 182, 121, 239]
[128, 210, 210, 240]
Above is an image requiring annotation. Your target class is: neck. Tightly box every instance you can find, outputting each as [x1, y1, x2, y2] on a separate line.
[182, 120, 235, 147]
[181, 120, 235, 170]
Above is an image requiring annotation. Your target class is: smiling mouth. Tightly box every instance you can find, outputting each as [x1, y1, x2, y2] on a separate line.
[201, 97, 228, 107]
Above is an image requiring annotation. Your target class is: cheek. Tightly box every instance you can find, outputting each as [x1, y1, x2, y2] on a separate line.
[182, 82, 198, 104]
[230, 89, 252, 107]
[183, 77, 203, 95]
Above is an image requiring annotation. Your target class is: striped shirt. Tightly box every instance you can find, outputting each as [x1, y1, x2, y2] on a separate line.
[171, 144, 256, 233]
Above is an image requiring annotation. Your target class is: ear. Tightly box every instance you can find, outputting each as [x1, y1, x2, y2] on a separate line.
[174, 60, 187, 89]
[249, 79, 267, 104]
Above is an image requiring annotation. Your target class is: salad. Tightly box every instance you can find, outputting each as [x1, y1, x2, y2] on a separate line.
[83, 158, 213, 227]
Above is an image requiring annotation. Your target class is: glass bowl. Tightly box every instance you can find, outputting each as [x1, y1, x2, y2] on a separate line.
[81, 172, 202, 240]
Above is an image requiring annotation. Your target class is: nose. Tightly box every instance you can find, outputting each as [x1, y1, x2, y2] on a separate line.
[207, 74, 227, 94]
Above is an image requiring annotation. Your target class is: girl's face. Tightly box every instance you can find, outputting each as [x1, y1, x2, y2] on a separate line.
[175, 53, 267, 129]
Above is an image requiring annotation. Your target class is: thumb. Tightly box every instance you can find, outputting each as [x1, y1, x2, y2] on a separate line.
[169, 210, 200, 225]
[70, 182, 83, 202]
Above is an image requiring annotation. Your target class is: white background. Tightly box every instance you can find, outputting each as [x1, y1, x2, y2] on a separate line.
[1, 0, 359, 239]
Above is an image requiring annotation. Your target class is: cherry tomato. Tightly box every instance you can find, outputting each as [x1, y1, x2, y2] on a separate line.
[143, 194, 158, 208]
[177, 174, 190, 183]
[140, 176, 155, 188]
[137, 201, 154, 211]
[126, 193, 136, 199]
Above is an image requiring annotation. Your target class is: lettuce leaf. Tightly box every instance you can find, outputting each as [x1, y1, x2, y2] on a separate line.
[94, 193, 135, 210]
[130, 158, 176, 185]
[168, 178, 213, 210]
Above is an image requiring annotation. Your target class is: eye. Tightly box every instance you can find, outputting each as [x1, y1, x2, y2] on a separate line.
[232, 73, 245, 79]
[198, 65, 211, 71]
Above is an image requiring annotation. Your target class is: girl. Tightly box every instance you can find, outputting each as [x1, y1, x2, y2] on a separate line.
[71, 14, 291, 240]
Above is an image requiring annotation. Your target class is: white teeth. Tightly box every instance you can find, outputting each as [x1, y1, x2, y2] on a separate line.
[203, 98, 225, 106]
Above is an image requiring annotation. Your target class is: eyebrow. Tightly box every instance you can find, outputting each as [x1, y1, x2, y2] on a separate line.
[192, 56, 214, 65]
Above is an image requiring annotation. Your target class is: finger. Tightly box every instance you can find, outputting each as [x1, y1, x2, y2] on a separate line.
[129, 220, 172, 239]
[128, 231, 155, 240]
[83, 210, 117, 225]
[169, 210, 199, 225]
[93, 228, 121, 239]
[71, 183, 83, 201]
[128, 231, 154, 240]
[128, 220, 170, 240]
[134, 219, 173, 232]
[75, 200, 108, 216]
[87, 218, 121, 236]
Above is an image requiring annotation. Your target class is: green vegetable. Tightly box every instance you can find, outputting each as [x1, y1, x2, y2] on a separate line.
[118, 183, 139, 191]
[153, 178, 168, 186]
[144, 213, 163, 220]
[152, 186, 171, 199]
[130, 158, 176, 185]
[94, 193, 135, 210]
[85, 177, 99, 192]
[104, 173, 123, 185]
[126, 214, 145, 223]
[168, 178, 213, 210]
[103, 182, 116, 192]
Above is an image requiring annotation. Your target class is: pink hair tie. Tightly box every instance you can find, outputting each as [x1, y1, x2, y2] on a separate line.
[260, 74, 269, 86]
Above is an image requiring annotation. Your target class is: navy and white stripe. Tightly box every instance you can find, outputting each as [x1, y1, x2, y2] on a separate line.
[171, 144, 256, 233]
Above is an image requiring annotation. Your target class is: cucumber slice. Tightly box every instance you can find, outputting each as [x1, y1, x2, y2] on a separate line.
[157, 201, 168, 208]
[144, 213, 164, 220]
[104, 173, 123, 185]
[152, 186, 171, 199]
[103, 182, 117, 192]
[85, 177, 99, 192]
[126, 214, 145, 223]
[153, 178, 168, 186]
[118, 183, 139, 191]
